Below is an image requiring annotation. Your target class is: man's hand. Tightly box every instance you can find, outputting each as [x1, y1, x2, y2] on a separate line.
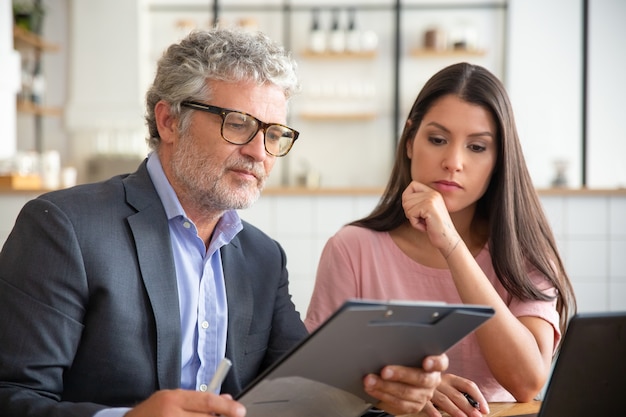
[362, 354, 448, 416]
[125, 389, 246, 417]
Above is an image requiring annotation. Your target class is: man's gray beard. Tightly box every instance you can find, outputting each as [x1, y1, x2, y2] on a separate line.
[209, 178, 262, 211]
[170, 136, 264, 212]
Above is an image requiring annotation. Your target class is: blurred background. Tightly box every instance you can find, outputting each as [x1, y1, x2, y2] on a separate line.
[1, 0, 625, 190]
[1, 0, 625, 314]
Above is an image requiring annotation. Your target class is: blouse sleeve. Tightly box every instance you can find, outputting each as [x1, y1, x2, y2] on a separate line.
[304, 228, 361, 332]
[507, 268, 562, 353]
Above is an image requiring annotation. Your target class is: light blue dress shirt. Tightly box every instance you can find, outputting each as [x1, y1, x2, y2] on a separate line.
[94, 153, 242, 417]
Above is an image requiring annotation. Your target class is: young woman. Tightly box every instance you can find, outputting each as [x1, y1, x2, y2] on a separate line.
[305, 63, 576, 417]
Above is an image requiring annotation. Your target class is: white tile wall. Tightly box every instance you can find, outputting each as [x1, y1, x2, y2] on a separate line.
[2, 191, 625, 316]
[238, 194, 381, 314]
[0, 193, 38, 244]
[239, 192, 626, 315]
[608, 197, 626, 311]
[609, 198, 626, 236]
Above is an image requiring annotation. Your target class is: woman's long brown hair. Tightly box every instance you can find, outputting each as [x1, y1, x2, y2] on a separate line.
[352, 62, 576, 341]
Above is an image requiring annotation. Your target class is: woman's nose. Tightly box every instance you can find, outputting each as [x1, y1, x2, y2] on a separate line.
[442, 146, 463, 171]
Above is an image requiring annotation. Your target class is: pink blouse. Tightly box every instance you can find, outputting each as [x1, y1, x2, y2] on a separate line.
[305, 225, 561, 402]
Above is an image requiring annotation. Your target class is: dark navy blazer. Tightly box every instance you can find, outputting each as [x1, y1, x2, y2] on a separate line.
[0, 160, 308, 416]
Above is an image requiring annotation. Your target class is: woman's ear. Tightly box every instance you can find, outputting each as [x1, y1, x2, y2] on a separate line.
[405, 120, 414, 159]
[154, 101, 177, 144]
[406, 139, 413, 159]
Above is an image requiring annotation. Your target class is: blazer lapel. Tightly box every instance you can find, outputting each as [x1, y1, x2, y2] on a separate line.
[124, 162, 182, 389]
[221, 236, 254, 378]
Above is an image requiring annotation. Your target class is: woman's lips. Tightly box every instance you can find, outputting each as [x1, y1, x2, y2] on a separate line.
[434, 180, 462, 192]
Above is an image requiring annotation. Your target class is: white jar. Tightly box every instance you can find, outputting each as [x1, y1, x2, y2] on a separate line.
[309, 8, 327, 53]
[328, 8, 345, 53]
[360, 29, 379, 53]
[41, 150, 61, 189]
[345, 8, 361, 53]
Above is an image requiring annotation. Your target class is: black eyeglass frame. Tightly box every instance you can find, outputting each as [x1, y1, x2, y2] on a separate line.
[181, 100, 299, 157]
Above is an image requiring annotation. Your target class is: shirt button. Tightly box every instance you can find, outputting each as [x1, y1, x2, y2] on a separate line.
[201, 320, 209, 329]
[199, 384, 208, 392]
[183, 221, 191, 229]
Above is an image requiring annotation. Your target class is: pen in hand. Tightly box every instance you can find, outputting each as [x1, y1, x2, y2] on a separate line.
[207, 358, 232, 393]
[463, 392, 480, 410]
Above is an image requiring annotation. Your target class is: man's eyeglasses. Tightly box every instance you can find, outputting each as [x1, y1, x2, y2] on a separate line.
[181, 101, 299, 157]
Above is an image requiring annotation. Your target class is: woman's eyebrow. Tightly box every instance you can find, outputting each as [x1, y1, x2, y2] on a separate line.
[425, 121, 494, 138]
[424, 121, 450, 133]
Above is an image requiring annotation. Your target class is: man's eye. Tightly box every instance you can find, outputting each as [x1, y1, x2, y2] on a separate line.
[226, 122, 247, 131]
[266, 132, 281, 142]
[225, 116, 253, 131]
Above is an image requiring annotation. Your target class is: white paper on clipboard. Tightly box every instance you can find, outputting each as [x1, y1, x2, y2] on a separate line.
[237, 299, 495, 417]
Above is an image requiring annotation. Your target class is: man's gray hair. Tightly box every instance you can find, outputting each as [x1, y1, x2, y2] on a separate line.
[145, 28, 299, 150]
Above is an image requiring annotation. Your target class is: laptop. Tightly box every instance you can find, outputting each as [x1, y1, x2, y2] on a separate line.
[512, 311, 626, 417]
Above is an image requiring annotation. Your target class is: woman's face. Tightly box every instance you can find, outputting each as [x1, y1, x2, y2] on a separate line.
[406, 94, 498, 214]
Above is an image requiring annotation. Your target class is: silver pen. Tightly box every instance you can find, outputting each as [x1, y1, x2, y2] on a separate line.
[207, 357, 232, 393]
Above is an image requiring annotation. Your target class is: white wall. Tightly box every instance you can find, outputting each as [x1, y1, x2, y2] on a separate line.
[236, 192, 626, 315]
[587, 0, 626, 188]
[506, 0, 626, 189]
[65, 0, 144, 130]
[506, 0, 583, 188]
[64, 0, 148, 180]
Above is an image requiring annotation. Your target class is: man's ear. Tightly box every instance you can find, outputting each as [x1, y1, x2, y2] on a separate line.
[154, 100, 177, 144]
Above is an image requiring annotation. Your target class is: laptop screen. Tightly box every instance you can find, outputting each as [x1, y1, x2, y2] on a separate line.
[514, 311, 626, 417]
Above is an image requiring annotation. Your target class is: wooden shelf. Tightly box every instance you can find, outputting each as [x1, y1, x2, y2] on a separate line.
[410, 48, 486, 58]
[0, 174, 43, 191]
[299, 112, 377, 121]
[17, 99, 63, 117]
[13, 25, 63, 154]
[300, 50, 378, 59]
[13, 26, 60, 52]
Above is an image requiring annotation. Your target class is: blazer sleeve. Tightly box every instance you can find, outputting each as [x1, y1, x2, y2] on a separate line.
[0, 197, 107, 417]
[0, 167, 179, 416]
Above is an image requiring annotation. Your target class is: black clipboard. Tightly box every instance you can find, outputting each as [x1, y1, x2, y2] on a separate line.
[237, 299, 495, 417]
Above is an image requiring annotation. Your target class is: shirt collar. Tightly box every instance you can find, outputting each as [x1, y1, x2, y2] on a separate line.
[146, 151, 185, 221]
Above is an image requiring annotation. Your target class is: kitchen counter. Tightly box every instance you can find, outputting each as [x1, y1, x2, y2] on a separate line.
[262, 186, 626, 196]
[2, 186, 626, 196]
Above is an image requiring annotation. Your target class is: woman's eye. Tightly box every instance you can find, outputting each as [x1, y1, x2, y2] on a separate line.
[428, 136, 446, 145]
[469, 144, 487, 152]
